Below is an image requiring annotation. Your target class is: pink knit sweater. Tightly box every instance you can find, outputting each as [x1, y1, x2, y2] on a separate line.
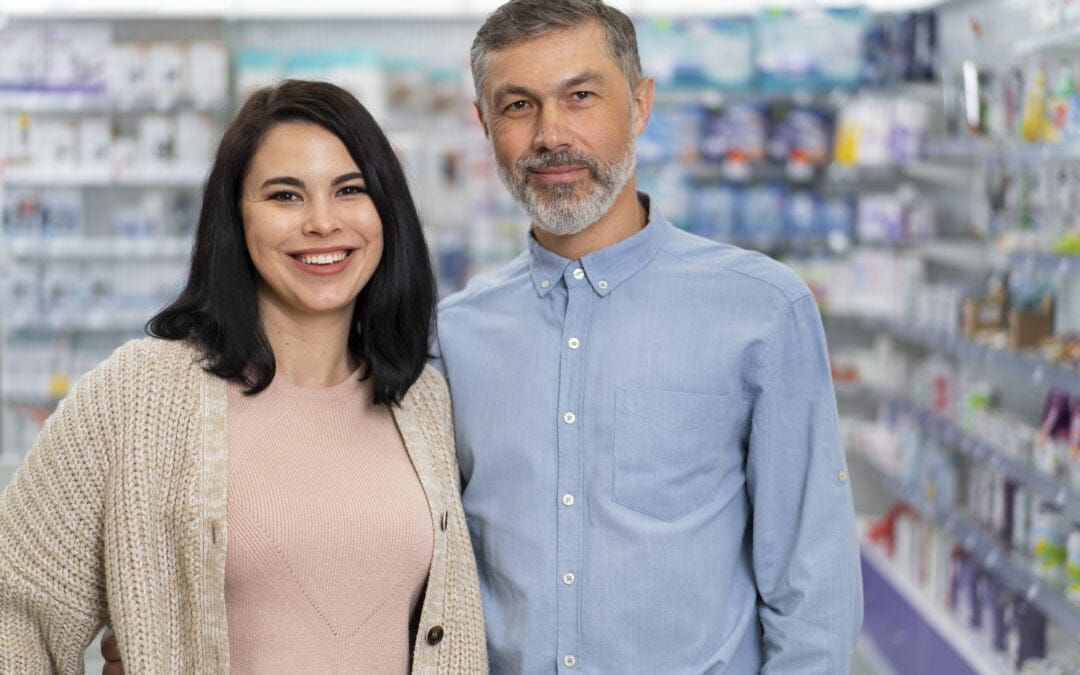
[225, 370, 434, 673]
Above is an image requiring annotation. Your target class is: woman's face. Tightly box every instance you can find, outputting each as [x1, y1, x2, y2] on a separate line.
[240, 122, 384, 327]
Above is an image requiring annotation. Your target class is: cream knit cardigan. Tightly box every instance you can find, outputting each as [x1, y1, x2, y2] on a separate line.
[0, 338, 487, 674]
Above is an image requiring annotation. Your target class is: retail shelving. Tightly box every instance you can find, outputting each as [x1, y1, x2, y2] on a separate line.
[1, 164, 209, 188]
[830, 312, 1080, 398]
[840, 382, 1080, 521]
[5, 236, 192, 260]
[855, 449, 1080, 643]
[922, 137, 1080, 163]
[859, 534, 1015, 675]
[856, 449, 1080, 645]
[1013, 22, 1080, 59]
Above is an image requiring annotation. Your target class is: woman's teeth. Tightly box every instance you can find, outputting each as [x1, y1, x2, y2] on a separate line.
[297, 251, 348, 265]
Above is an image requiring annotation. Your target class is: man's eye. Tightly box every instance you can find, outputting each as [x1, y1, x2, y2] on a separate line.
[571, 91, 592, 101]
[505, 100, 530, 112]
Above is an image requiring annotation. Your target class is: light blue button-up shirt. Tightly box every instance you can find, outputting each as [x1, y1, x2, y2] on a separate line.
[435, 194, 862, 674]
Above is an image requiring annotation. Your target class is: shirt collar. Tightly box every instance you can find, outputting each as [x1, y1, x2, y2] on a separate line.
[528, 192, 670, 297]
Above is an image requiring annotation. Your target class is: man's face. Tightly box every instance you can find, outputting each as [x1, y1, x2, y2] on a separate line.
[476, 20, 651, 237]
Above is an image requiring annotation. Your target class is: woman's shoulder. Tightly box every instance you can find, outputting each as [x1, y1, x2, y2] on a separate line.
[402, 364, 449, 404]
[79, 337, 208, 394]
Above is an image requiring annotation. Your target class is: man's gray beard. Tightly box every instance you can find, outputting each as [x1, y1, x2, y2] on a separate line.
[496, 140, 637, 237]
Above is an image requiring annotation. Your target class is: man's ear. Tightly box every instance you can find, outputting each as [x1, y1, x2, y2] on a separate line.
[632, 76, 655, 136]
[473, 101, 490, 139]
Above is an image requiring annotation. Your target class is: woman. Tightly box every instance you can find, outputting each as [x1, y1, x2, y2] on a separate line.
[0, 80, 486, 673]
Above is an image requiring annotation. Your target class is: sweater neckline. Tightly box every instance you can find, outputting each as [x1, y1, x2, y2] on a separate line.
[267, 365, 367, 401]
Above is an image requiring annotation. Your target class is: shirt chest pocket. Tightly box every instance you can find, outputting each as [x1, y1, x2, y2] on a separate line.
[612, 387, 729, 521]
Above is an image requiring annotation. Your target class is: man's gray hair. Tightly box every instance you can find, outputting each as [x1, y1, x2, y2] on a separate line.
[470, 0, 642, 106]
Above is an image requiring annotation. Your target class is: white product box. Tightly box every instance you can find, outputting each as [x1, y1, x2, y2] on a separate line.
[41, 188, 83, 238]
[175, 111, 218, 164]
[78, 116, 112, 165]
[42, 24, 110, 93]
[108, 42, 152, 106]
[0, 28, 44, 89]
[137, 114, 176, 163]
[30, 119, 79, 165]
[0, 263, 41, 326]
[149, 41, 189, 107]
[188, 40, 229, 109]
[42, 263, 88, 322]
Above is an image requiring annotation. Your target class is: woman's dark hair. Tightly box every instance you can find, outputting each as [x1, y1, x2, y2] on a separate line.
[148, 79, 435, 406]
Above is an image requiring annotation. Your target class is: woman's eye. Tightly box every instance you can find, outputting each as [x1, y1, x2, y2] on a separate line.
[267, 191, 300, 202]
[338, 184, 369, 197]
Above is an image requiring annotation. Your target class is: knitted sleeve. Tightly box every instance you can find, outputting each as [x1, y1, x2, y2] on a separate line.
[0, 353, 119, 672]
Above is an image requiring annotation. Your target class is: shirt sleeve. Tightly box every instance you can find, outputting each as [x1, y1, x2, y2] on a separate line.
[0, 366, 111, 672]
[745, 293, 863, 673]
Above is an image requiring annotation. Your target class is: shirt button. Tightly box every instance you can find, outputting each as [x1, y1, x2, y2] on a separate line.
[540, 280, 551, 289]
[562, 493, 575, 506]
[563, 411, 576, 424]
[597, 280, 608, 290]
[426, 625, 444, 645]
[572, 268, 585, 280]
[838, 470, 847, 483]
[563, 572, 576, 585]
[564, 654, 577, 668]
[568, 337, 580, 349]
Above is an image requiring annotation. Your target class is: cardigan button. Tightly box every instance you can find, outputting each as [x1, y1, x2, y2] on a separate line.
[426, 625, 444, 645]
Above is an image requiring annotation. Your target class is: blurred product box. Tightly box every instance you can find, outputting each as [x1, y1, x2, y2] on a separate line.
[962, 295, 1005, 337]
[1009, 297, 1054, 350]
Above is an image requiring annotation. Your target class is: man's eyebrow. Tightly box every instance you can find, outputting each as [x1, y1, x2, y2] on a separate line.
[561, 71, 604, 90]
[490, 70, 607, 104]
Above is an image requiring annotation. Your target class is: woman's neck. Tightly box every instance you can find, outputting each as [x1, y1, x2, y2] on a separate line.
[258, 303, 358, 388]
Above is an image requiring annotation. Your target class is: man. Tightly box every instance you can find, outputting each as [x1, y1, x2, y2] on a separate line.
[435, 1, 862, 672]
[105, 1, 862, 672]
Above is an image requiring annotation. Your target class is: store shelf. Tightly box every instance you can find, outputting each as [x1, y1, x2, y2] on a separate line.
[834, 313, 1080, 399]
[920, 239, 1006, 273]
[0, 93, 227, 114]
[5, 316, 150, 334]
[0, 164, 209, 187]
[4, 237, 192, 260]
[1014, 22, 1080, 59]
[858, 453, 1080, 643]
[853, 385, 1080, 522]
[1010, 250, 1080, 278]
[860, 537, 1013, 675]
[921, 136, 1080, 163]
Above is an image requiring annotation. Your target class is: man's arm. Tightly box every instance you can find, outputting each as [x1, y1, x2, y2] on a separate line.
[745, 293, 863, 673]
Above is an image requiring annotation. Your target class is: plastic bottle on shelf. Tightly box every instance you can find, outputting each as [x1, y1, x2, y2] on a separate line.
[1033, 389, 1071, 478]
[1022, 67, 1048, 143]
[1032, 500, 1068, 585]
[1066, 522, 1080, 603]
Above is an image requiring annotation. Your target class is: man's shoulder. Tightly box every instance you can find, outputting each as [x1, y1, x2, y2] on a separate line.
[438, 251, 531, 316]
[663, 228, 811, 304]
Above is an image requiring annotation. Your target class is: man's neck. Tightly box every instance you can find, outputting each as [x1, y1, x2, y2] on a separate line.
[531, 185, 647, 261]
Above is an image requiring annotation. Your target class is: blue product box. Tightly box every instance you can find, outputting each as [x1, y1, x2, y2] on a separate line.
[735, 183, 786, 248]
[785, 189, 818, 243]
[688, 183, 737, 241]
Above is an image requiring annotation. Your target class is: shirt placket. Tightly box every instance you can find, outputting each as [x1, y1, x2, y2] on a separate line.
[556, 263, 592, 672]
